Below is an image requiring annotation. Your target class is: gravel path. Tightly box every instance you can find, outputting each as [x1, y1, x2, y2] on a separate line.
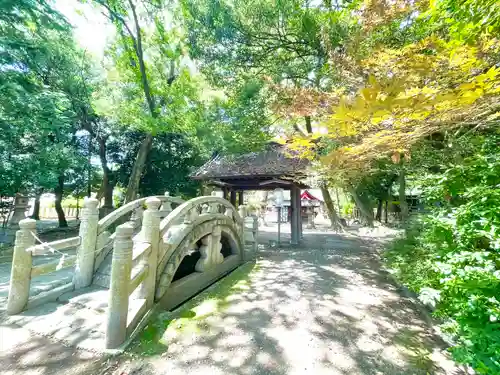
[113, 229, 463, 375]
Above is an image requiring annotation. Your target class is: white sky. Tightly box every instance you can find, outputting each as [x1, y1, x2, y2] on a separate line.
[55, 0, 113, 58]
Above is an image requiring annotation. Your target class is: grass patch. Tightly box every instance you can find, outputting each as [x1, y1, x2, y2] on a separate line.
[393, 328, 437, 373]
[128, 261, 259, 357]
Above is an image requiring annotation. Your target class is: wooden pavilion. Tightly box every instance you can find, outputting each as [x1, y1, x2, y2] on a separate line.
[191, 142, 309, 245]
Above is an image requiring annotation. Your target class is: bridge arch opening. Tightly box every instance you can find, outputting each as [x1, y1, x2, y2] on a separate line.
[171, 231, 239, 282]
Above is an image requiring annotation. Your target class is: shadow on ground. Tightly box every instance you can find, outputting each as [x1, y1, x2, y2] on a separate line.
[0, 322, 108, 375]
[112, 230, 462, 375]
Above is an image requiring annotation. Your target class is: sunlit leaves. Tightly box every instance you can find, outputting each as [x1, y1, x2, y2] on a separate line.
[320, 35, 500, 175]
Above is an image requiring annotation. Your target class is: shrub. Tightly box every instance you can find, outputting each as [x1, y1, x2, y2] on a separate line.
[384, 135, 500, 374]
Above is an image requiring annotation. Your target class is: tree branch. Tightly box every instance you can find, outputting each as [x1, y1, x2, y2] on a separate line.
[127, 0, 157, 117]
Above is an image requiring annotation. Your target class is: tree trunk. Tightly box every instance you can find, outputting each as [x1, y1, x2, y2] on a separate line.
[30, 190, 42, 220]
[335, 188, 341, 213]
[320, 184, 343, 230]
[110, 3, 157, 205]
[347, 185, 374, 227]
[399, 157, 409, 222]
[54, 175, 68, 228]
[124, 133, 153, 203]
[304, 115, 313, 133]
[375, 199, 383, 222]
[384, 200, 388, 224]
[95, 184, 104, 202]
[98, 137, 114, 209]
[103, 179, 114, 208]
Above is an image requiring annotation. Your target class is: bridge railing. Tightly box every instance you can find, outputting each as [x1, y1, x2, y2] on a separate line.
[157, 192, 245, 273]
[6, 219, 81, 314]
[6, 192, 184, 315]
[105, 197, 161, 348]
[7, 193, 259, 350]
[92, 193, 184, 276]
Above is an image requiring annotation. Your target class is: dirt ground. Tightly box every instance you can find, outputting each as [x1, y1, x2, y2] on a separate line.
[0, 226, 465, 375]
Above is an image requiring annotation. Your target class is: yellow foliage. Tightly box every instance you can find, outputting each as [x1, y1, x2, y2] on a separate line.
[321, 34, 500, 175]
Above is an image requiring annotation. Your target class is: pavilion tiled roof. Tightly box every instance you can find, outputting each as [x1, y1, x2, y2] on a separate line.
[191, 142, 310, 180]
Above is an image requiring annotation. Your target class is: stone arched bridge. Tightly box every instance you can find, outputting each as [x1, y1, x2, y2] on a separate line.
[6, 193, 258, 350]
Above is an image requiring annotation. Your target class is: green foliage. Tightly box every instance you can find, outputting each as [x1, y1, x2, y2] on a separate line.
[384, 133, 500, 373]
[341, 201, 354, 217]
[109, 131, 204, 198]
[425, 0, 500, 42]
[184, 0, 354, 87]
[197, 79, 273, 154]
[0, 0, 90, 196]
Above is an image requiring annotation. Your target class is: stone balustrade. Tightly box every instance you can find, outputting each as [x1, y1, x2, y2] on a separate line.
[7, 192, 259, 351]
[159, 195, 244, 236]
[105, 197, 161, 348]
[97, 192, 184, 236]
[7, 219, 36, 314]
[7, 217, 82, 314]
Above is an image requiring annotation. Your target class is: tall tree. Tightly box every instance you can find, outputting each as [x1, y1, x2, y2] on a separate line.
[184, 0, 353, 227]
[89, 0, 197, 202]
[0, 0, 92, 226]
[88, 0, 159, 202]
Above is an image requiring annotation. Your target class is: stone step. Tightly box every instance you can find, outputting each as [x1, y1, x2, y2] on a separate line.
[59, 286, 148, 338]
[93, 251, 113, 288]
[30, 269, 74, 297]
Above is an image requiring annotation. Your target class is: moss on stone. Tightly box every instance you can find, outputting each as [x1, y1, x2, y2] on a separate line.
[129, 261, 258, 357]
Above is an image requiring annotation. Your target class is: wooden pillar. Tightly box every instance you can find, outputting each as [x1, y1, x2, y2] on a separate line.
[230, 190, 237, 206]
[297, 188, 303, 240]
[290, 187, 299, 245]
[238, 191, 244, 206]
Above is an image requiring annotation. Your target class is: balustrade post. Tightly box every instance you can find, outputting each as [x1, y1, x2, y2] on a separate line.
[138, 197, 161, 308]
[209, 192, 219, 214]
[183, 206, 198, 225]
[130, 205, 144, 231]
[160, 191, 172, 217]
[106, 223, 133, 349]
[7, 219, 36, 315]
[73, 198, 99, 289]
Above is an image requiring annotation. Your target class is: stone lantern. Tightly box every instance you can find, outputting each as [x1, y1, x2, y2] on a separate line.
[7, 194, 30, 229]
